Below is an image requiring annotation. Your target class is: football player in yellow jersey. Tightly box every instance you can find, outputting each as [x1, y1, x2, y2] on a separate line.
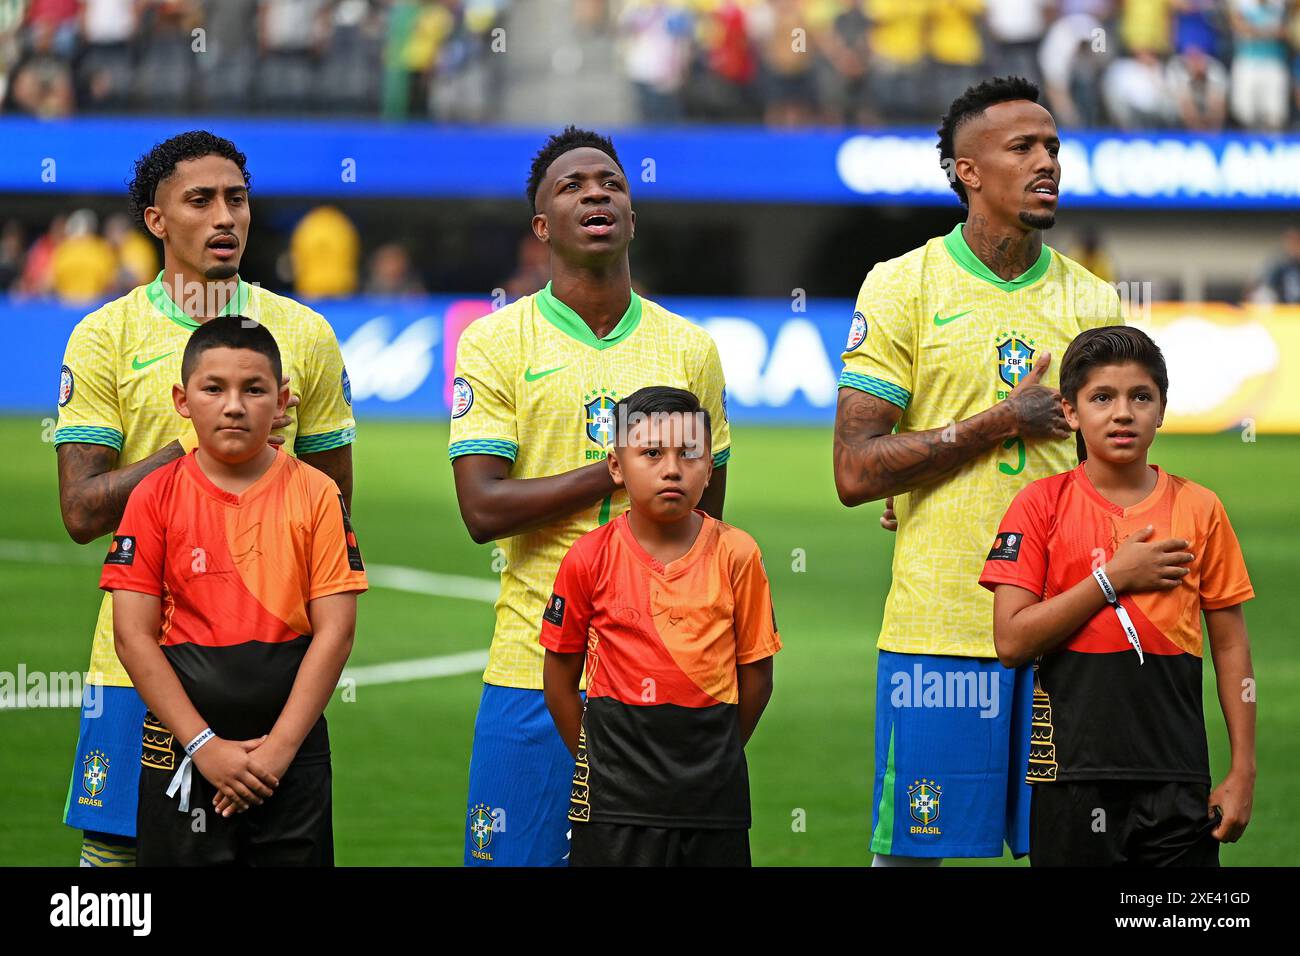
[449, 127, 731, 866]
[832, 77, 1124, 866]
[54, 132, 356, 867]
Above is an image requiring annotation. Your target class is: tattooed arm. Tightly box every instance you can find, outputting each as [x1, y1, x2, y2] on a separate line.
[832, 352, 1070, 506]
[57, 441, 186, 544]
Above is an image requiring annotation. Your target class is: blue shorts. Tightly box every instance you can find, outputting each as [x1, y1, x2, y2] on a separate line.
[463, 684, 577, 867]
[870, 651, 1033, 859]
[63, 684, 147, 838]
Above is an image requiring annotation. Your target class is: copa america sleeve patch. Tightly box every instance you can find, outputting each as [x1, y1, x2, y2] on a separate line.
[987, 532, 1023, 562]
[846, 311, 867, 351]
[59, 365, 74, 406]
[543, 593, 565, 627]
[103, 535, 137, 566]
[451, 377, 473, 419]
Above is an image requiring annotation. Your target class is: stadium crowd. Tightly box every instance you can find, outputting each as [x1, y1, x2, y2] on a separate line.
[615, 0, 1300, 130]
[2, 2, 1299, 129]
[0, 0, 509, 120]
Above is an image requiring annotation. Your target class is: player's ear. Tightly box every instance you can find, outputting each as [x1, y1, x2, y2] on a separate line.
[172, 382, 191, 419]
[277, 378, 290, 415]
[629, 208, 635, 241]
[142, 205, 166, 242]
[956, 157, 979, 198]
[531, 211, 548, 244]
[1062, 396, 1080, 431]
[607, 447, 624, 487]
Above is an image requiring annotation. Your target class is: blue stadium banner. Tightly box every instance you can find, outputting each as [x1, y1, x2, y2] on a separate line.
[4, 295, 1297, 431]
[2, 118, 1299, 208]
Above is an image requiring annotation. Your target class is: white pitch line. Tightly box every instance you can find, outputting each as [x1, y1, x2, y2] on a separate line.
[0, 539, 499, 604]
[0, 540, 498, 707]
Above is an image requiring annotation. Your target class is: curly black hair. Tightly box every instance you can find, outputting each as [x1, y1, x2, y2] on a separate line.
[936, 76, 1040, 206]
[127, 131, 251, 226]
[526, 125, 624, 210]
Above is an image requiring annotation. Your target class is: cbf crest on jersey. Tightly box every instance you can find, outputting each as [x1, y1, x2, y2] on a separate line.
[846, 311, 867, 351]
[908, 778, 942, 831]
[82, 750, 109, 799]
[996, 331, 1037, 388]
[583, 389, 620, 446]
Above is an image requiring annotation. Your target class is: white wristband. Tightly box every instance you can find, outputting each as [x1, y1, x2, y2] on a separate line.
[184, 727, 215, 757]
[1093, 566, 1118, 605]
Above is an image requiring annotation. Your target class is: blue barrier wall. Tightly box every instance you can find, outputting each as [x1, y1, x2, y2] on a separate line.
[3, 118, 1298, 208]
[5, 294, 853, 424]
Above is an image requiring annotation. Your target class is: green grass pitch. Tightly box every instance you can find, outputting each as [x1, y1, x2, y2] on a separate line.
[0, 418, 1295, 866]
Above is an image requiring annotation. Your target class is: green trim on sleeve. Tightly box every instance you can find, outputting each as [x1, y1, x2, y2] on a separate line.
[712, 447, 731, 468]
[941, 223, 1052, 292]
[449, 438, 519, 462]
[294, 426, 355, 455]
[838, 371, 910, 409]
[53, 426, 124, 451]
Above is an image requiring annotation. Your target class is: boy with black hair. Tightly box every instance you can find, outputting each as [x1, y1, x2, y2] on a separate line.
[541, 386, 779, 867]
[981, 326, 1255, 866]
[104, 316, 366, 866]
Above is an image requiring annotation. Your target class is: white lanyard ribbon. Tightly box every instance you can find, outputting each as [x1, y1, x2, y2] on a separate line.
[165, 728, 215, 813]
[1094, 567, 1144, 665]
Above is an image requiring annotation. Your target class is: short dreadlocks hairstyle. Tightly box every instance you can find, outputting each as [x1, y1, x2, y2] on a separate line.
[526, 126, 624, 210]
[127, 131, 251, 226]
[936, 76, 1040, 206]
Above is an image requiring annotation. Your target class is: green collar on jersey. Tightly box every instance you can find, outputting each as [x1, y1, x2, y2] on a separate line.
[146, 271, 251, 330]
[535, 281, 642, 350]
[942, 223, 1052, 293]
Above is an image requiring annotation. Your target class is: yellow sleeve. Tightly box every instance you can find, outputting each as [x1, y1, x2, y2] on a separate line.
[448, 318, 519, 462]
[294, 311, 356, 455]
[689, 330, 732, 468]
[838, 261, 916, 411]
[54, 312, 124, 451]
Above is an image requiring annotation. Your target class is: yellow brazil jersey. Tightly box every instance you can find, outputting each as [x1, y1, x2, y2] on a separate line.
[55, 272, 356, 687]
[449, 282, 731, 690]
[840, 223, 1123, 658]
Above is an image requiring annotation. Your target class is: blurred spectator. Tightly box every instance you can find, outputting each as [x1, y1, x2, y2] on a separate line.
[1120, 0, 1174, 57]
[364, 242, 426, 296]
[1172, 0, 1222, 59]
[18, 213, 63, 297]
[383, 0, 453, 118]
[290, 205, 360, 299]
[1227, 0, 1289, 131]
[816, 0, 872, 125]
[7, 47, 74, 115]
[51, 208, 117, 302]
[1166, 42, 1227, 129]
[928, 0, 986, 118]
[1252, 226, 1300, 304]
[1040, 11, 1109, 126]
[685, 0, 760, 122]
[985, 0, 1051, 88]
[753, 0, 822, 126]
[133, 0, 201, 111]
[1103, 49, 1173, 127]
[429, 0, 505, 122]
[104, 211, 158, 290]
[0, 219, 25, 292]
[619, 0, 692, 123]
[317, 0, 385, 113]
[77, 0, 138, 110]
[23, 0, 78, 59]
[256, 0, 328, 113]
[864, 0, 925, 122]
[197, 0, 259, 111]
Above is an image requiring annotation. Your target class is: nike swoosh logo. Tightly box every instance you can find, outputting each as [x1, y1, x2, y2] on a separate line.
[524, 365, 567, 382]
[934, 310, 973, 326]
[131, 351, 176, 370]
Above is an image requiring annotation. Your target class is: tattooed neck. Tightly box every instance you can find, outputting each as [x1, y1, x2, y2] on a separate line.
[963, 215, 1042, 281]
